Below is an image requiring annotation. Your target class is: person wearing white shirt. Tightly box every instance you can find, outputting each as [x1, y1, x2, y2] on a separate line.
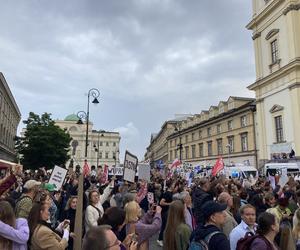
[229, 204, 257, 250]
[85, 181, 113, 232]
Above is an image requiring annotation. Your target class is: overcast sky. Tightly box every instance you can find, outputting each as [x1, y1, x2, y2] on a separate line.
[1, 0, 256, 161]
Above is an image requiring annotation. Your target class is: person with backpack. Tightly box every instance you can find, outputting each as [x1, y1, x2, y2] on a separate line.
[190, 200, 230, 250]
[248, 212, 280, 250]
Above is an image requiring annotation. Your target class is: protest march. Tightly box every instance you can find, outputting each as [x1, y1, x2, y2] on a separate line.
[1, 153, 300, 250]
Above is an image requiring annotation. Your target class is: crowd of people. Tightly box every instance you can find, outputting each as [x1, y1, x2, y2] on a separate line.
[1, 165, 300, 250]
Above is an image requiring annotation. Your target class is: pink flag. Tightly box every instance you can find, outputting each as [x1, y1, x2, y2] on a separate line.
[212, 157, 224, 177]
[83, 160, 90, 177]
[100, 165, 109, 184]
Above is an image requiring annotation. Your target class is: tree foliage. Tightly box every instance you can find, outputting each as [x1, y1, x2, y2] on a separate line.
[16, 112, 72, 170]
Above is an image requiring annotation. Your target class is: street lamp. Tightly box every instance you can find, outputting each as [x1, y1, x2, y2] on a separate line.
[175, 124, 183, 161]
[77, 88, 100, 158]
[226, 144, 231, 167]
[93, 130, 105, 167]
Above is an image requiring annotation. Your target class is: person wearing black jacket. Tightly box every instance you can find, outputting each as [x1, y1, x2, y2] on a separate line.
[192, 178, 213, 225]
[192, 201, 230, 250]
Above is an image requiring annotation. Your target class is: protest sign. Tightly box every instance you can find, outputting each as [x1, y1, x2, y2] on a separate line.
[49, 165, 68, 190]
[278, 168, 289, 187]
[138, 163, 150, 181]
[123, 151, 138, 183]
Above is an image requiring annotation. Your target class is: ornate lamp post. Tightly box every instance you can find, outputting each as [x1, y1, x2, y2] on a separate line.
[77, 88, 100, 158]
[175, 124, 183, 161]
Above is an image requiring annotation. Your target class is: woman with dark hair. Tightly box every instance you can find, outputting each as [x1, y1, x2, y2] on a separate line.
[28, 203, 69, 250]
[163, 200, 191, 250]
[0, 200, 29, 250]
[250, 212, 279, 250]
[98, 207, 126, 241]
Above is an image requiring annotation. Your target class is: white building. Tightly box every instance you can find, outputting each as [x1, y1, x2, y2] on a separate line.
[247, 0, 300, 167]
[55, 114, 121, 167]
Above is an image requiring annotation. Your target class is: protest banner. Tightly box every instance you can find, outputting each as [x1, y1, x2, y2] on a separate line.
[138, 163, 151, 181]
[123, 151, 138, 183]
[49, 165, 68, 190]
[278, 168, 289, 187]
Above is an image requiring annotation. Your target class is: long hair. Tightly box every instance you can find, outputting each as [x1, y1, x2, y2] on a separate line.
[28, 202, 48, 238]
[0, 201, 16, 250]
[124, 201, 140, 224]
[64, 196, 78, 211]
[293, 208, 300, 239]
[164, 200, 186, 250]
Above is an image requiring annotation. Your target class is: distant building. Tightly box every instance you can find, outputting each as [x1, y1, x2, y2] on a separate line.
[55, 114, 121, 167]
[145, 97, 258, 168]
[0, 73, 21, 162]
[247, 0, 300, 166]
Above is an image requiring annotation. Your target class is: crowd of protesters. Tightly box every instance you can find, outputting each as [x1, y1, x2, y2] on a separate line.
[1, 165, 300, 250]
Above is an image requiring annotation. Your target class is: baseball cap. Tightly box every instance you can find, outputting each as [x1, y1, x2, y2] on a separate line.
[202, 201, 227, 219]
[24, 180, 41, 190]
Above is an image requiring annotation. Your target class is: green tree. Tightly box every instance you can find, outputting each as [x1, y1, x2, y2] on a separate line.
[16, 112, 72, 170]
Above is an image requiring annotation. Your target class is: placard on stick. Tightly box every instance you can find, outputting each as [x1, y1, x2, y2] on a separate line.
[123, 151, 138, 183]
[49, 165, 68, 190]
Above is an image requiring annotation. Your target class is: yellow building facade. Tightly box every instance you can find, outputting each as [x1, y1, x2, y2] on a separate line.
[145, 97, 258, 168]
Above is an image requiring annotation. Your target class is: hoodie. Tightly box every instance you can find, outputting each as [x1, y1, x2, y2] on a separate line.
[193, 224, 230, 250]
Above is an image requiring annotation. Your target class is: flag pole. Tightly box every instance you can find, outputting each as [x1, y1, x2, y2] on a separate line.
[73, 171, 83, 250]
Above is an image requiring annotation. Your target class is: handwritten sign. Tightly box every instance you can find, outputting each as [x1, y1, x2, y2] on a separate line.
[49, 165, 68, 190]
[138, 163, 150, 181]
[123, 151, 138, 183]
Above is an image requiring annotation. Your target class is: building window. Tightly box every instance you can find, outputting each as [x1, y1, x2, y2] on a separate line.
[217, 124, 221, 134]
[241, 115, 247, 127]
[217, 139, 223, 155]
[271, 39, 278, 63]
[99, 152, 103, 159]
[207, 127, 211, 137]
[106, 142, 109, 147]
[228, 120, 233, 131]
[100, 141, 103, 146]
[185, 135, 189, 143]
[275, 115, 284, 142]
[191, 132, 195, 141]
[185, 146, 189, 159]
[199, 130, 202, 139]
[191, 145, 196, 158]
[241, 133, 248, 152]
[169, 150, 173, 161]
[228, 136, 234, 153]
[105, 152, 109, 159]
[207, 141, 212, 156]
[199, 143, 204, 157]
[113, 142, 116, 147]
[113, 152, 116, 159]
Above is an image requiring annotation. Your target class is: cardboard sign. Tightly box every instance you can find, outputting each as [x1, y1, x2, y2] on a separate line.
[49, 165, 68, 190]
[138, 163, 150, 181]
[123, 151, 138, 183]
[278, 168, 289, 187]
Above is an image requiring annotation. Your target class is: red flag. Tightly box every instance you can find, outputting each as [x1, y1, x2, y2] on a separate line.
[170, 158, 181, 169]
[83, 160, 90, 177]
[100, 165, 109, 184]
[212, 157, 224, 176]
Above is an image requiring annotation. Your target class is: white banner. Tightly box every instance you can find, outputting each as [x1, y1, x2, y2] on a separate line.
[123, 151, 138, 183]
[138, 163, 150, 181]
[49, 165, 68, 190]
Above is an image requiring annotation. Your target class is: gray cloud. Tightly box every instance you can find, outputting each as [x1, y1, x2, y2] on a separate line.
[0, 0, 255, 160]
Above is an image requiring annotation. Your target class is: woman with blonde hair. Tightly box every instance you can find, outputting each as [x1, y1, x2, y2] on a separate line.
[293, 208, 300, 249]
[62, 196, 78, 250]
[125, 201, 161, 250]
[0, 200, 29, 250]
[163, 200, 191, 250]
